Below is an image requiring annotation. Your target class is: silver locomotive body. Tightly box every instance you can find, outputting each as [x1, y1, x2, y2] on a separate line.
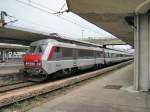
[23, 39, 133, 81]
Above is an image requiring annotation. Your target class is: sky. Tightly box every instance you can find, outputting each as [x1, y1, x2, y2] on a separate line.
[1, 0, 114, 40]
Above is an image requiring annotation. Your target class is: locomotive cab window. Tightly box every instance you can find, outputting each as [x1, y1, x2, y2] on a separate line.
[39, 44, 47, 54]
[28, 45, 47, 54]
[28, 46, 36, 53]
[62, 47, 73, 60]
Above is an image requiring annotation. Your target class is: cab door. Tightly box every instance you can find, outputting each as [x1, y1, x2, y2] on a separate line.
[54, 47, 61, 70]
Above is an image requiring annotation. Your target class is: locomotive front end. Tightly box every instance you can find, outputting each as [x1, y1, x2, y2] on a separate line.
[23, 43, 48, 81]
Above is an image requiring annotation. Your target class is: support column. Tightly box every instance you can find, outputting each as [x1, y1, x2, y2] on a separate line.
[1, 49, 6, 62]
[134, 14, 150, 91]
[12, 51, 15, 61]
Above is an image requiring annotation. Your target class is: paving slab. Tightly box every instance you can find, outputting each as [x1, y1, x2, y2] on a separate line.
[28, 63, 150, 112]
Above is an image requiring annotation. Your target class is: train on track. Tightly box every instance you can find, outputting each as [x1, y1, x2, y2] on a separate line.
[23, 38, 133, 81]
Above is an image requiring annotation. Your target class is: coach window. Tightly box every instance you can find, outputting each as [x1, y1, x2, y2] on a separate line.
[110, 53, 113, 58]
[113, 53, 116, 58]
[112, 53, 114, 58]
[104, 52, 107, 58]
[97, 51, 104, 58]
[105, 52, 109, 58]
[88, 50, 94, 58]
[116, 54, 119, 57]
[108, 52, 111, 58]
[101, 51, 104, 58]
[96, 52, 99, 58]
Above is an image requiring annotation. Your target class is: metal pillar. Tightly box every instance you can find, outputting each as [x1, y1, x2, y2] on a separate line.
[1, 49, 6, 62]
[6, 51, 9, 61]
[134, 14, 150, 91]
[11, 51, 14, 61]
[0, 11, 6, 26]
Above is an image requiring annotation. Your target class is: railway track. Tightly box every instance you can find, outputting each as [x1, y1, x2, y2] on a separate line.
[0, 61, 132, 108]
[0, 81, 36, 93]
[0, 80, 24, 87]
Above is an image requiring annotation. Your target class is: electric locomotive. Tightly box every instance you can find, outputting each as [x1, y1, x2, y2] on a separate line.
[23, 39, 133, 81]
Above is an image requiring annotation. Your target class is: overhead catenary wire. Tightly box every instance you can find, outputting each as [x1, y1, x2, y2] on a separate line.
[34, 1, 108, 36]
[16, 0, 105, 36]
[57, 2, 68, 14]
[5, 14, 18, 25]
[31, 0, 105, 35]
[1, 10, 79, 38]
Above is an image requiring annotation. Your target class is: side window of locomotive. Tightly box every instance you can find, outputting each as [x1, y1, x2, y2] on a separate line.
[101, 51, 104, 58]
[104, 52, 108, 58]
[96, 51, 99, 58]
[73, 49, 77, 59]
[96, 51, 104, 58]
[104, 52, 107, 58]
[51, 47, 60, 60]
[88, 50, 94, 58]
[78, 50, 94, 59]
[62, 48, 73, 60]
[110, 53, 113, 58]
[108, 52, 111, 58]
[78, 49, 84, 58]
[112, 53, 116, 58]
[112, 53, 114, 58]
[111, 53, 115, 58]
[116, 54, 120, 57]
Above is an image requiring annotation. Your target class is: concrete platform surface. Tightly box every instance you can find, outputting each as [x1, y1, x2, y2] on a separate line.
[0, 63, 23, 75]
[27, 63, 150, 112]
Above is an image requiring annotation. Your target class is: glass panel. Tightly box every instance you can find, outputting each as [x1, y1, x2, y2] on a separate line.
[28, 44, 47, 54]
[28, 46, 36, 53]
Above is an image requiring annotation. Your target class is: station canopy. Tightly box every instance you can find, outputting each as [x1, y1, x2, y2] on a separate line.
[0, 25, 51, 45]
[0, 25, 104, 47]
[66, 0, 150, 46]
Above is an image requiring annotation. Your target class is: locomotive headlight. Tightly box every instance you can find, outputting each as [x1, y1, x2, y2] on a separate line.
[36, 62, 42, 66]
[25, 62, 30, 65]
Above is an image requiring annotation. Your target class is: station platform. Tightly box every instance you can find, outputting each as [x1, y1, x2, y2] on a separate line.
[0, 62, 23, 75]
[0, 62, 24, 86]
[28, 63, 150, 112]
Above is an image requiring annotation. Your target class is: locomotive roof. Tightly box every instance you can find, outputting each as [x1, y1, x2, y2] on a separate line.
[31, 39, 57, 45]
[31, 38, 132, 55]
[50, 37, 132, 54]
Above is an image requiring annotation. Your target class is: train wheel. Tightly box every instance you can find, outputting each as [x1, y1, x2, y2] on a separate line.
[98, 64, 102, 69]
[71, 67, 78, 75]
[94, 64, 98, 70]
